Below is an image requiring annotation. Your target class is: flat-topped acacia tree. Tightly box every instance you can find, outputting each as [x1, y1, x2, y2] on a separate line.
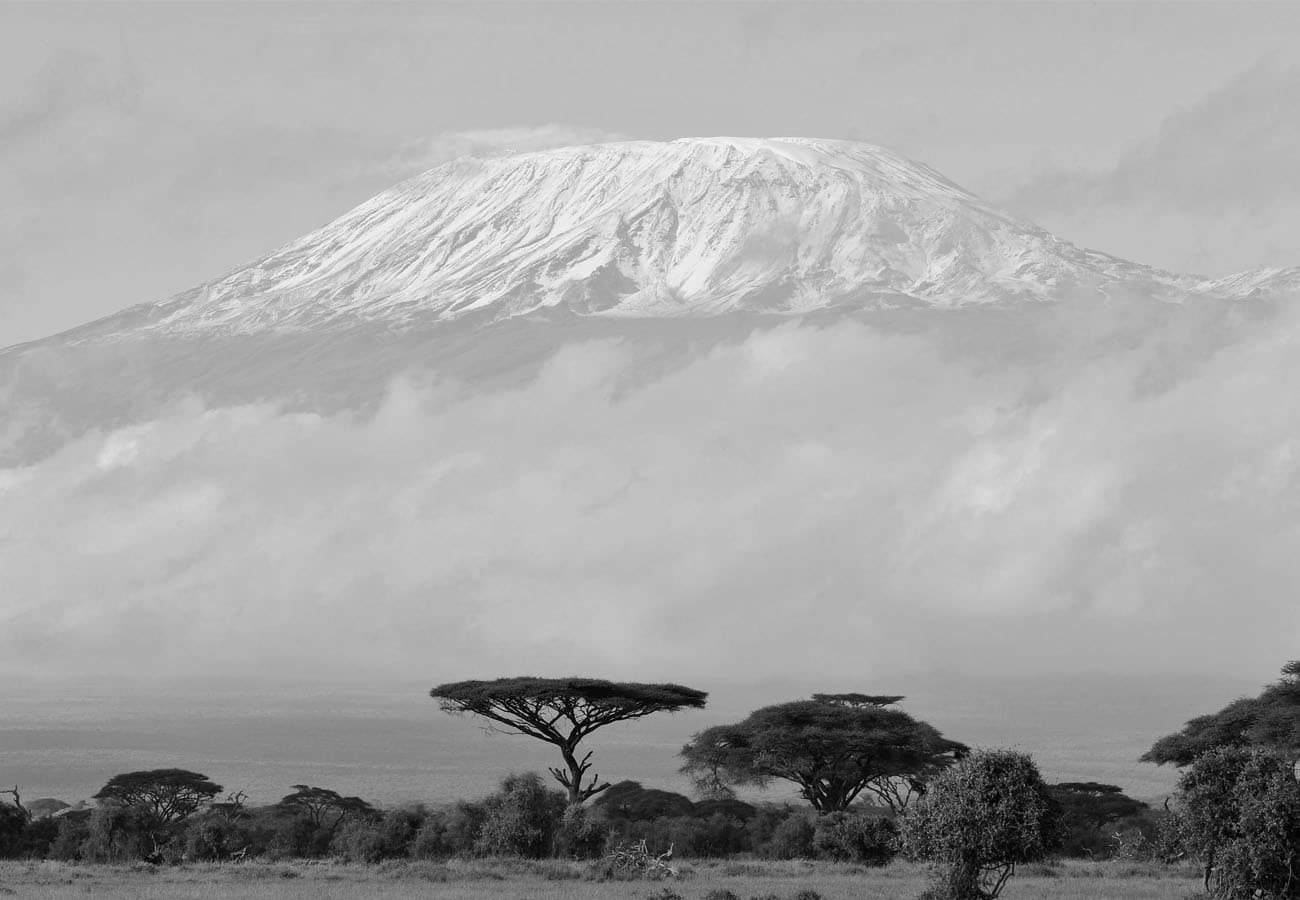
[431, 677, 708, 805]
[1142, 660, 1300, 767]
[92, 769, 222, 825]
[680, 693, 967, 813]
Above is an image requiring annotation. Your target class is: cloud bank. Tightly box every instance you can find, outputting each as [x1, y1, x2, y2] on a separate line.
[369, 125, 630, 181]
[2, 298, 1298, 687]
[1002, 61, 1300, 276]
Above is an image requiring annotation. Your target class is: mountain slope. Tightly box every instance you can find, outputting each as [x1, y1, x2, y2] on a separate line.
[32, 137, 1215, 346]
[2, 137, 1295, 468]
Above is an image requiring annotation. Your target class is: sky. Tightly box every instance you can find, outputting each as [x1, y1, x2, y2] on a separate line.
[2, 1, 1299, 347]
[2, 2, 1300, 696]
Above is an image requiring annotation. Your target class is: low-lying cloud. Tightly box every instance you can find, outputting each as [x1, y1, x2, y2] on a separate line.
[2, 299, 1298, 687]
[369, 125, 631, 181]
[1002, 60, 1300, 276]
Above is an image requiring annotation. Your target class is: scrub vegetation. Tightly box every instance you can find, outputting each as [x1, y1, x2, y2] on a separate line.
[1, 661, 1296, 900]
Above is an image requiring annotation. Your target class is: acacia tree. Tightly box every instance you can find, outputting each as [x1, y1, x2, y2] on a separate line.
[1049, 782, 1148, 857]
[1143, 661, 1300, 767]
[431, 677, 708, 805]
[92, 769, 222, 826]
[899, 749, 1061, 900]
[276, 785, 375, 831]
[679, 694, 967, 813]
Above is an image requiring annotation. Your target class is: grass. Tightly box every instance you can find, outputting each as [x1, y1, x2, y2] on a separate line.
[0, 858, 1202, 900]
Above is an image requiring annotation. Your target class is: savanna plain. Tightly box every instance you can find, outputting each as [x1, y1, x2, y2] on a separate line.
[0, 858, 1201, 900]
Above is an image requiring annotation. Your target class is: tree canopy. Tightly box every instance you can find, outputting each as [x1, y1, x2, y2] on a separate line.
[92, 769, 222, 825]
[899, 749, 1061, 900]
[275, 785, 375, 830]
[1142, 661, 1300, 766]
[679, 694, 967, 813]
[431, 676, 708, 804]
[1173, 745, 1300, 897]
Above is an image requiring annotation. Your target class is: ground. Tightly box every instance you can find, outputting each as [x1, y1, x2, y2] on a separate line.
[0, 858, 1202, 900]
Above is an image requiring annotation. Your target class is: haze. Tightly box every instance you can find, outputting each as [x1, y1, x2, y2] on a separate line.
[1, 3, 1298, 804]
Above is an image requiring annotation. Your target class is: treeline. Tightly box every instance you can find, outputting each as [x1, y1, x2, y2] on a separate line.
[0, 770, 1162, 867]
[3, 663, 1298, 900]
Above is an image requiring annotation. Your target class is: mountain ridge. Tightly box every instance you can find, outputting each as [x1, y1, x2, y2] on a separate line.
[16, 136, 1294, 354]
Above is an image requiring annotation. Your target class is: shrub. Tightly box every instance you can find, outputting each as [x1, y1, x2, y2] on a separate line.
[1175, 746, 1300, 900]
[183, 814, 241, 861]
[762, 811, 816, 859]
[265, 810, 330, 859]
[899, 749, 1061, 900]
[593, 782, 694, 820]
[0, 804, 26, 858]
[408, 810, 454, 860]
[48, 813, 91, 861]
[554, 804, 607, 858]
[81, 801, 157, 862]
[474, 772, 567, 858]
[15, 816, 59, 859]
[330, 816, 385, 863]
[811, 811, 897, 865]
[441, 800, 487, 855]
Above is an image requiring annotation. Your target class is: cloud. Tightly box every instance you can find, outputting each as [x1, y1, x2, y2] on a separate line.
[368, 125, 630, 181]
[0, 52, 138, 152]
[2, 297, 1299, 687]
[1000, 61, 1300, 276]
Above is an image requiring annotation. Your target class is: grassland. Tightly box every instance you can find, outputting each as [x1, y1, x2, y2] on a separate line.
[0, 858, 1202, 900]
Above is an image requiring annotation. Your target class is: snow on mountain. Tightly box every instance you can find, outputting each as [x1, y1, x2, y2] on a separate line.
[2, 137, 1295, 468]
[1202, 266, 1300, 300]
[35, 137, 1214, 346]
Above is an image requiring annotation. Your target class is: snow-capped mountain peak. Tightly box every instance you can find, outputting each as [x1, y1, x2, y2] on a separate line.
[57, 137, 1205, 343]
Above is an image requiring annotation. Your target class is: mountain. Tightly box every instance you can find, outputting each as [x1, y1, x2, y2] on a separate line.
[18, 137, 1228, 345]
[0, 137, 1293, 465]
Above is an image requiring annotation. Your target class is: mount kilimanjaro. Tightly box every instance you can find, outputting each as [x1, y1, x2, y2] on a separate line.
[2, 136, 1295, 465]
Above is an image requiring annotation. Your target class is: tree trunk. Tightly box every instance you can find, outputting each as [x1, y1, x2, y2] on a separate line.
[561, 747, 583, 806]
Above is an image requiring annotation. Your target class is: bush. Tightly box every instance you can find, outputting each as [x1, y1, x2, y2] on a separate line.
[265, 810, 331, 859]
[441, 800, 487, 855]
[330, 806, 426, 862]
[81, 801, 157, 862]
[16, 816, 59, 859]
[0, 804, 26, 858]
[554, 804, 607, 859]
[408, 810, 455, 860]
[811, 811, 897, 865]
[899, 749, 1061, 900]
[593, 782, 694, 820]
[48, 813, 91, 861]
[474, 772, 567, 858]
[1174, 746, 1300, 900]
[761, 811, 816, 859]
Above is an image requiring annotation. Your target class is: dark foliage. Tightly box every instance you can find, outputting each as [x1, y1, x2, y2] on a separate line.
[92, 769, 222, 826]
[1144, 661, 1300, 766]
[473, 772, 568, 858]
[811, 811, 898, 865]
[47, 812, 92, 861]
[899, 749, 1061, 900]
[1049, 782, 1149, 858]
[276, 785, 375, 830]
[432, 676, 707, 804]
[760, 811, 816, 859]
[680, 695, 966, 813]
[592, 781, 695, 820]
[0, 803, 27, 857]
[1173, 745, 1300, 899]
